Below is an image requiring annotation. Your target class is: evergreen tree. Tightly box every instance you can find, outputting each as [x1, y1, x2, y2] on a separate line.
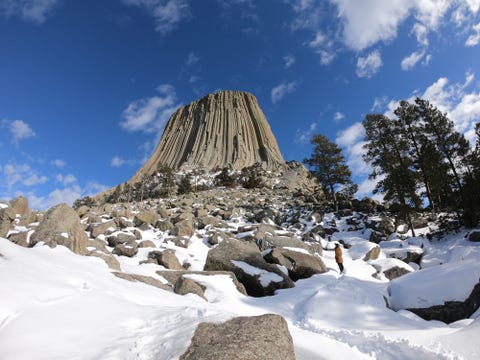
[463, 122, 480, 225]
[177, 174, 193, 195]
[362, 114, 420, 235]
[156, 164, 176, 196]
[415, 98, 470, 196]
[303, 134, 356, 211]
[214, 167, 236, 187]
[394, 100, 438, 210]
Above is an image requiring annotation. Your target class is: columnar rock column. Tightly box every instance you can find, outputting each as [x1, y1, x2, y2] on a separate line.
[131, 90, 284, 180]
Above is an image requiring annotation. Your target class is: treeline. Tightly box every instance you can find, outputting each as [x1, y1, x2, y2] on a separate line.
[363, 98, 480, 229]
[304, 97, 480, 231]
[73, 163, 268, 208]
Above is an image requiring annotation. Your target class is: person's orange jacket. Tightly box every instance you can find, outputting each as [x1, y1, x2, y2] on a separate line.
[335, 246, 343, 264]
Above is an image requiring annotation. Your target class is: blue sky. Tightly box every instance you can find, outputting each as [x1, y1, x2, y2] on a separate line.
[1, 0, 480, 209]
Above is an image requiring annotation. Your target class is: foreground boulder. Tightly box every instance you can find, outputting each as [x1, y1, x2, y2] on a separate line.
[180, 314, 296, 360]
[30, 203, 88, 255]
[204, 238, 294, 296]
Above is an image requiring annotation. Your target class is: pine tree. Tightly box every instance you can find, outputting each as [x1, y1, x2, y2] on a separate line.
[303, 134, 355, 211]
[394, 100, 437, 211]
[463, 122, 480, 225]
[157, 164, 176, 196]
[362, 114, 420, 235]
[177, 174, 193, 195]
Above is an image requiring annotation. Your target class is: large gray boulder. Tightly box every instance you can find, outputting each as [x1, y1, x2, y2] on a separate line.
[174, 277, 207, 300]
[30, 203, 88, 255]
[0, 206, 16, 238]
[106, 232, 137, 247]
[257, 235, 322, 256]
[112, 240, 138, 257]
[156, 270, 247, 295]
[180, 314, 296, 360]
[88, 220, 117, 238]
[172, 219, 195, 237]
[9, 196, 29, 216]
[264, 248, 327, 281]
[133, 210, 159, 228]
[148, 249, 182, 269]
[204, 238, 294, 297]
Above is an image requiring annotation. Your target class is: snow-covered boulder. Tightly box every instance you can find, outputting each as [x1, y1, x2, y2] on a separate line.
[467, 231, 480, 242]
[180, 314, 295, 360]
[388, 259, 480, 323]
[264, 247, 327, 281]
[346, 239, 380, 261]
[379, 239, 423, 264]
[370, 258, 414, 280]
[112, 241, 138, 257]
[204, 238, 294, 296]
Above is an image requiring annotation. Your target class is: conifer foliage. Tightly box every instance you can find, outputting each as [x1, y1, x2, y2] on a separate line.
[363, 97, 480, 227]
[304, 134, 356, 211]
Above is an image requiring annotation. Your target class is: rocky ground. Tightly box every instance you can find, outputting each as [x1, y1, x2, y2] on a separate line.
[1, 186, 480, 359]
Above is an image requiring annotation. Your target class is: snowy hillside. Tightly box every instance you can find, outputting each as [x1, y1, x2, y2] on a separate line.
[1, 202, 480, 360]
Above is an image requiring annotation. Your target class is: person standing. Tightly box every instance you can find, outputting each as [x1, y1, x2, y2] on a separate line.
[334, 243, 345, 274]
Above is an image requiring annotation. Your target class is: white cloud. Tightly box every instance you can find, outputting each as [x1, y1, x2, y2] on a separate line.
[465, 22, 480, 46]
[371, 96, 389, 111]
[283, 54, 296, 68]
[412, 23, 429, 46]
[356, 50, 383, 78]
[25, 179, 109, 210]
[123, 0, 191, 34]
[333, 112, 345, 123]
[336, 122, 364, 148]
[271, 80, 299, 104]
[3, 163, 47, 188]
[120, 83, 180, 135]
[308, 31, 336, 65]
[111, 156, 126, 167]
[23, 173, 48, 186]
[2, 119, 36, 144]
[290, 0, 480, 75]
[51, 159, 66, 168]
[56, 174, 77, 186]
[0, 0, 60, 24]
[185, 52, 199, 66]
[332, 0, 410, 51]
[295, 122, 317, 143]
[401, 50, 426, 71]
[356, 176, 385, 201]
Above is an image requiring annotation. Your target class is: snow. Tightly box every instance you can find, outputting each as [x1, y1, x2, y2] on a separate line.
[231, 260, 284, 286]
[1, 210, 480, 359]
[388, 258, 480, 310]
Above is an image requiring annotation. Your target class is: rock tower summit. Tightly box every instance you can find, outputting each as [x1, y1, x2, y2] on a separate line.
[132, 90, 285, 179]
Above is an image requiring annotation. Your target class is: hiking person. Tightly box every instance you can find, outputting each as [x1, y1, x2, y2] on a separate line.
[334, 243, 344, 273]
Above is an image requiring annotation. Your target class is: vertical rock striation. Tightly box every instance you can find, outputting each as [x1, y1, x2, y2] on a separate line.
[131, 90, 284, 180]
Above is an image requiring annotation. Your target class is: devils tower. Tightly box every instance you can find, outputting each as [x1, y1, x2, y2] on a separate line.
[131, 90, 285, 180]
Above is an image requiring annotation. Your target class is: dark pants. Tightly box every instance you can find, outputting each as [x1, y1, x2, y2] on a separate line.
[337, 262, 344, 273]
